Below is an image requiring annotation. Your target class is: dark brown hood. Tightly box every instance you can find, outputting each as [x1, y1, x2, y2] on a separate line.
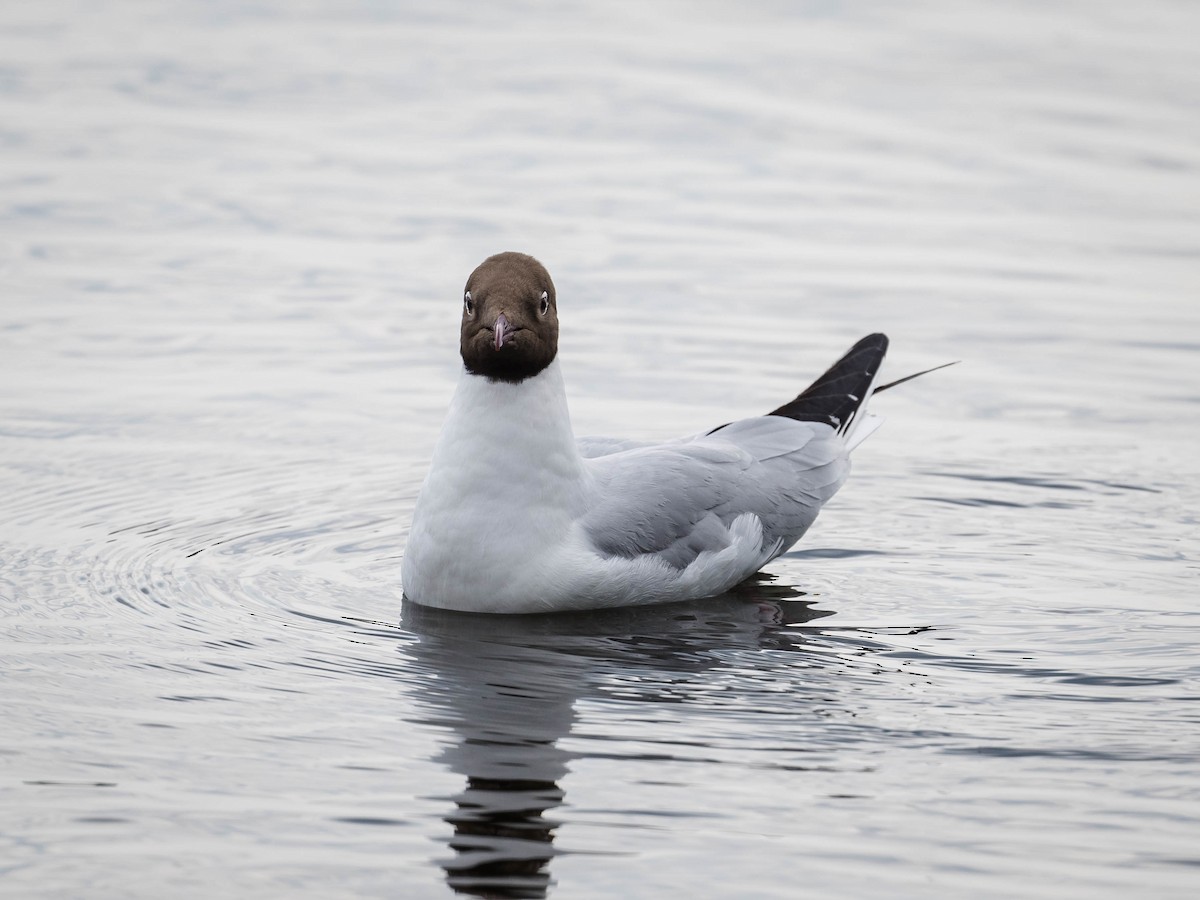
[460, 252, 558, 384]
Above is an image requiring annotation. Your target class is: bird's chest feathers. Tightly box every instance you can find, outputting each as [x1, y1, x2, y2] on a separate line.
[413, 364, 586, 559]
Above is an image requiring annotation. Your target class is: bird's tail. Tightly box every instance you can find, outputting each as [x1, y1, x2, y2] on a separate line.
[768, 333, 889, 449]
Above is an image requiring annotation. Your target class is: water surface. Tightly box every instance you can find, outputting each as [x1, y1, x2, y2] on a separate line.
[2, 2, 1199, 897]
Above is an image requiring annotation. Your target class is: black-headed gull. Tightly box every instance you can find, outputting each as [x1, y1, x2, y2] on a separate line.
[403, 252, 894, 614]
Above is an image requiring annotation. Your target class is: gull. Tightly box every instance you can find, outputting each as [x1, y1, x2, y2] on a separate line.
[403, 252, 923, 614]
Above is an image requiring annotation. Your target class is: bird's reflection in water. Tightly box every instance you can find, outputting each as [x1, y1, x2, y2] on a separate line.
[401, 577, 833, 898]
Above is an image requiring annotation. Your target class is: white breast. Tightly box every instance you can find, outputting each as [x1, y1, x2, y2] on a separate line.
[402, 361, 849, 613]
[402, 361, 590, 611]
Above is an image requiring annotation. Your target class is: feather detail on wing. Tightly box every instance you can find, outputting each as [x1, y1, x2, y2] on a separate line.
[577, 334, 892, 574]
[768, 333, 888, 446]
[576, 435, 658, 458]
[580, 417, 847, 569]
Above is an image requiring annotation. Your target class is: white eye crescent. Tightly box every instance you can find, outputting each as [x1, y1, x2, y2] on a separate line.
[539, 291, 549, 316]
[464, 291, 473, 315]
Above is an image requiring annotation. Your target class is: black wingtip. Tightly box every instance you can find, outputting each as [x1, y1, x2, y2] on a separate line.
[767, 333, 889, 435]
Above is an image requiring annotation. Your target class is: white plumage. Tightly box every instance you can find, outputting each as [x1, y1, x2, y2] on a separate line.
[403, 359, 879, 614]
[402, 252, 891, 614]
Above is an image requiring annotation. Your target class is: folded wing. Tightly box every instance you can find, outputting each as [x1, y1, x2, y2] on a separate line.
[580, 416, 847, 569]
[578, 333, 890, 572]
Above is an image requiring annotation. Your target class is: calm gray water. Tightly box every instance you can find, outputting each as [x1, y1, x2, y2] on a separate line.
[2, 2, 1199, 897]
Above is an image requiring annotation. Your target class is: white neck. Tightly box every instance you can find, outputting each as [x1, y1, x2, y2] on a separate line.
[431, 358, 585, 500]
[403, 358, 589, 607]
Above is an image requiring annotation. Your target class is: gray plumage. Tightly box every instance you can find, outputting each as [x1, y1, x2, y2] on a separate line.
[579, 416, 847, 570]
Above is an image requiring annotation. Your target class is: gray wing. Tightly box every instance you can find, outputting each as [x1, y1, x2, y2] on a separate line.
[580, 416, 849, 569]
[576, 435, 659, 458]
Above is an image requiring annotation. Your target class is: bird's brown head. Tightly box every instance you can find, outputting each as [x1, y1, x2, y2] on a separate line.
[460, 252, 558, 383]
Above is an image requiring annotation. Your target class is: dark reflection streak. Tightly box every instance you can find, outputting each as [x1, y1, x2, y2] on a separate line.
[886, 650, 1179, 686]
[399, 578, 844, 898]
[288, 609, 409, 641]
[947, 746, 1199, 762]
[921, 471, 1162, 494]
[783, 547, 891, 559]
[912, 496, 1079, 509]
[287, 608, 375, 628]
[443, 775, 564, 898]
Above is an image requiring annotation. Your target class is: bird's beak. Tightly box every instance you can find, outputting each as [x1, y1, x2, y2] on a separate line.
[493, 313, 513, 351]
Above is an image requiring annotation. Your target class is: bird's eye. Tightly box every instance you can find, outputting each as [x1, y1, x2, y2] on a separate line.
[463, 291, 473, 315]
[539, 291, 549, 316]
